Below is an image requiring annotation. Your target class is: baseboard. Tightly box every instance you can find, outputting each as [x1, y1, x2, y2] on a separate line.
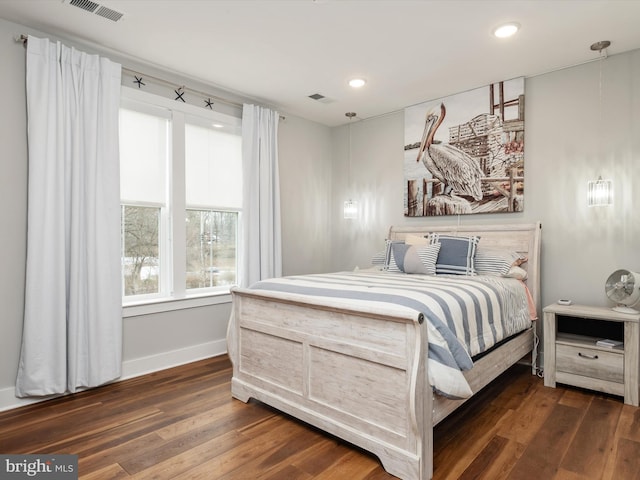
[0, 387, 47, 412]
[0, 340, 227, 413]
[120, 339, 227, 380]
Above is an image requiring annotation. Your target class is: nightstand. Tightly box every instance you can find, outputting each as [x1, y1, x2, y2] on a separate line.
[543, 303, 640, 406]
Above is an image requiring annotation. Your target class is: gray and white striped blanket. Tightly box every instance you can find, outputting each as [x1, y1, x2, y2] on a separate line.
[250, 270, 532, 399]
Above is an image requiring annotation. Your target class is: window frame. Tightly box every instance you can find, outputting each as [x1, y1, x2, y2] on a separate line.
[120, 87, 242, 317]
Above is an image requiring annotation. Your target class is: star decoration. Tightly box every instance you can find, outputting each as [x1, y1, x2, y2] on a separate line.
[205, 98, 214, 109]
[175, 87, 186, 102]
[133, 76, 145, 88]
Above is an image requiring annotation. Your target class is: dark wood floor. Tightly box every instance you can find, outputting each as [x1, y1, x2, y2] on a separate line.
[1, 355, 640, 479]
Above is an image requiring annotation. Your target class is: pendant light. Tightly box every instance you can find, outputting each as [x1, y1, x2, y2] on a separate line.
[587, 40, 613, 207]
[343, 112, 359, 219]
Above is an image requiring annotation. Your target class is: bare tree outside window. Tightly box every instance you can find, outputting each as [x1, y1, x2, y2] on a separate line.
[122, 205, 160, 296]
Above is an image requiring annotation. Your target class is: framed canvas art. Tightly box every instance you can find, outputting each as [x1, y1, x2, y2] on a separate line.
[404, 78, 525, 216]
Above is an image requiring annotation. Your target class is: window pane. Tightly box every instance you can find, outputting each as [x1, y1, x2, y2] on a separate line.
[185, 124, 242, 208]
[186, 210, 237, 289]
[122, 205, 160, 296]
[120, 108, 169, 204]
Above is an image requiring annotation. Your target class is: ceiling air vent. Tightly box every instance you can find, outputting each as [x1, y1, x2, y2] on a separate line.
[308, 93, 334, 104]
[95, 5, 124, 22]
[64, 0, 125, 22]
[68, 0, 100, 12]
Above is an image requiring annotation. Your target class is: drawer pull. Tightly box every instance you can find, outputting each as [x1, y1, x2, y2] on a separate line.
[578, 352, 599, 360]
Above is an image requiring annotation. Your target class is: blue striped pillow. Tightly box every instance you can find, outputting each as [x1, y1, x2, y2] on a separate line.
[429, 233, 480, 275]
[475, 248, 526, 276]
[371, 250, 387, 268]
[384, 240, 403, 272]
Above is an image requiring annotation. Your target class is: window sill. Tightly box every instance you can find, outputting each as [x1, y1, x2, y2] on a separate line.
[123, 291, 232, 318]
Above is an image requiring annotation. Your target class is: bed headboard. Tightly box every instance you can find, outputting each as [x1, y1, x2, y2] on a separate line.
[387, 222, 542, 313]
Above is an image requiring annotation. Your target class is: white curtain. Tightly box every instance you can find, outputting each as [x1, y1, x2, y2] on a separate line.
[241, 104, 282, 287]
[16, 36, 123, 397]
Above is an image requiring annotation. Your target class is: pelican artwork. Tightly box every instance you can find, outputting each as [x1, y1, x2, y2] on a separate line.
[416, 103, 483, 202]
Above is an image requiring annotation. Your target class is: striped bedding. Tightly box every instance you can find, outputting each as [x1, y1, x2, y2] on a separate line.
[250, 270, 533, 399]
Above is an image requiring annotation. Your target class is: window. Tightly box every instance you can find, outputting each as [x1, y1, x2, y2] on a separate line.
[185, 120, 242, 291]
[120, 105, 169, 298]
[119, 88, 242, 308]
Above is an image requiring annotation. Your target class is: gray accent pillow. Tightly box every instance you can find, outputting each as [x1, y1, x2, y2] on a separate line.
[391, 242, 440, 275]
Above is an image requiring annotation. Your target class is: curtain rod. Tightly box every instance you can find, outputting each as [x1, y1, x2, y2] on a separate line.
[16, 34, 285, 119]
[120, 67, 244, 110]
[15, 34, 241, 109]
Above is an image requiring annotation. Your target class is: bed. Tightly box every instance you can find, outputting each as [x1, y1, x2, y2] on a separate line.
[226, 222, 541, 480]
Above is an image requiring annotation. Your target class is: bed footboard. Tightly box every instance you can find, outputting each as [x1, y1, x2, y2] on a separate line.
[227, 288, 433, 480]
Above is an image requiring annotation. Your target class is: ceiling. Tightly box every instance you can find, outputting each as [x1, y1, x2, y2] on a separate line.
[1, 0, 639, 126]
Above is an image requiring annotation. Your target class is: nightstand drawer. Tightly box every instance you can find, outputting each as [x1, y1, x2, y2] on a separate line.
[556, 344, 623, 383]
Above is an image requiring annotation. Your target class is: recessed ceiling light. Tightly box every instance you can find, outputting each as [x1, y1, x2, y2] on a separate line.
[348, 78, 366, 88]
[493, 22, 520, 38]
[212, 123, 224, 128]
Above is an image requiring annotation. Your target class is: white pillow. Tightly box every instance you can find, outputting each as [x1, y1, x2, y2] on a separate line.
[505, 265, 528, 280]
[405, 234, 429, 246]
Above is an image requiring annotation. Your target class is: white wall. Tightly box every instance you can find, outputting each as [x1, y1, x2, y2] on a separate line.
[330, 112, 406, 270]
[330, 49, 640, 318]
[527, 52, 640, 307]
[0, 17, 333, 411]
[0, 18, 29, 411]
[279, 115, 334, 275]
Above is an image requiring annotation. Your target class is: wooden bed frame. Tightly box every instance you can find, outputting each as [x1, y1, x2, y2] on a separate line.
[227, 223, 541, 480]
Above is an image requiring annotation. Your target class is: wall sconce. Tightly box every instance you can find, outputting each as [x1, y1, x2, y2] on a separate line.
[343, 111, 358, 219]
[587, 176, 613, 207]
